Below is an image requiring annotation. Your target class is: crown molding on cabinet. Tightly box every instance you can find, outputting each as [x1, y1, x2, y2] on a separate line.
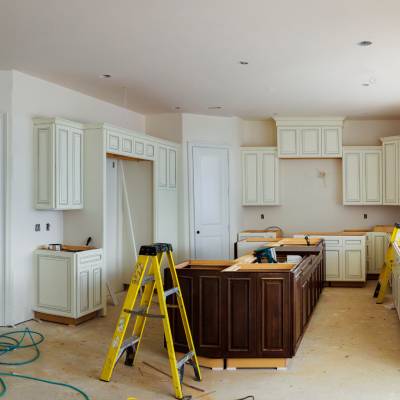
[274, 117, 345, 127]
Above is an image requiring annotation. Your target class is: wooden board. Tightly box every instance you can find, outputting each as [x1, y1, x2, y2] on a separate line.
[34, 311, 97, 325]
[61, 245, 97, 252]
[373, 225, 394, 233]
[245, 237, 280, 243]
[226, 358, 288, 369]
[278, 238, 321, 245]
[106, 152, 147, 162]
[230, 263, 295, 271]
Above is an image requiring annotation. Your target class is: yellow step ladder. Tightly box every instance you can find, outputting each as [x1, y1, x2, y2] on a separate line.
[100, 243, 201, 399]
[374, 224, 400, 304]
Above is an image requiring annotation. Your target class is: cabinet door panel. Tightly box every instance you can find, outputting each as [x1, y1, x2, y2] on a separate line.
[158, 146, 168, 188]
[344, 249, 363, 280]
[168, 149, 177, 188]
[55, 126, 69, 207]
[322, 127, 341, 157]
[70, 129, 83, 207]
[325, 248, 342, 281]
[278, 128, 298, 156]
[121, 135, 133, 155]
[92, 266, 102, 308]
[261, 152, 277, 204]
[146, 143, 155, 158]
[107, 132, 120, 152]
[257, 275, 290, 357]
[225, 277, 256, 356]
[383, 142, 397, 204]
[364, 151, 382, 204]
[78, 269, 90, 314]
[134, 139, 145, 156]
[373, 234, 386, 274]
[299, 128, 320, 156]
[242, 152, 258, 204]
[343, 152, 362, 203]
[36, 126, 53, 208]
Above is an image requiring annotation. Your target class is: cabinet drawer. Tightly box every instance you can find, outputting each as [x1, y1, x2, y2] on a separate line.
[344, 239, 363, 247]
[107, 132, 120, 152]
[78, 253, 102, 267]
[322, 238, 343, 247]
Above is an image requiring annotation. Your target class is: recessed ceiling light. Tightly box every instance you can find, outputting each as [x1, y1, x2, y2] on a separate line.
[208, 106, 223, 110]
[362, 82, 370, 87]
[100, 74, 112, 78]
[358, 40, 372, 47]
[239, 61, 249, 65]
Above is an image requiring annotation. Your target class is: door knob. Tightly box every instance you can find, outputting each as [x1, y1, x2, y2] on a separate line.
[196, 230, 200, 234]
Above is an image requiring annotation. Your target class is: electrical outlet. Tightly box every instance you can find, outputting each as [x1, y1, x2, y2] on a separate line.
[46, 223, 50, 231]
[261, 214, 265, 220]
[35, 224, 40, 232]
[363, 213, 368, 219]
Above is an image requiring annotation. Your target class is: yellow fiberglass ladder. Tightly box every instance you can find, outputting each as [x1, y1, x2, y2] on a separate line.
[374, 223, 400, 304]
[100, 243, 201, 400]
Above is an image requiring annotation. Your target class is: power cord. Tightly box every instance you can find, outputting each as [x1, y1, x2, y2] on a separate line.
[0, 327, 90, 399]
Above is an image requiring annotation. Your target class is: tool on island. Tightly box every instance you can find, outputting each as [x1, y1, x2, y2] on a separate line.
[100, 243, 201, 400]
[254, 246, 277, 263]
[373, 223, 400, 303]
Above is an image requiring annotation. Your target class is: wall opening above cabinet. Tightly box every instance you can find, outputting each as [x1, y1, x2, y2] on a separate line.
[274, 117, 345, 159]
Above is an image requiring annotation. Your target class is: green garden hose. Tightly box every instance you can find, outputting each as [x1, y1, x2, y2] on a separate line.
[0, 327, 90, 399]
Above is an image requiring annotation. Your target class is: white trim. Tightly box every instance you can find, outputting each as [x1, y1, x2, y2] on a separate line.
[274, 117, 345, 127]
[187, 142, 231, 259]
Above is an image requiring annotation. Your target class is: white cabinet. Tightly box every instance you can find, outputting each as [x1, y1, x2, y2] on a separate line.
[294, 234, 366, 282]
[34, 248, 104, 319]
[366, 232, 390, 274]
[241, 147, 279, 206]
[275, 117, 344, 158]
[382, 136, 400, 205]
[157, 144, 177, 189]
[34, 118, 83, 210]
[342, 147, 382, 205]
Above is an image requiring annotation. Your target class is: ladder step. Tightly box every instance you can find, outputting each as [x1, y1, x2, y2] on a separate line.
[117, 335, 139, 360]
[124, 306, 165, 319]
[176, 351, 194, 369]
[164, 287, 179, 298]
[142, 275, 155, 285]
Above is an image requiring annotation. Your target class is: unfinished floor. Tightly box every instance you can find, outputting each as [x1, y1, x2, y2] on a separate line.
[2, 281, 400, 400]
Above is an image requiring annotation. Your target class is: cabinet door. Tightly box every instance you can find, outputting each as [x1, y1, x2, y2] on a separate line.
[55, 125, 70, 208]
[77, 268, 90, 315]
[383, 142, 398, 204]
[372, 234, 387, 274]
[322, 127, 342, 157]
[261, 151, 278, 204]
[157, 145, 168, 188]
[278, 128, 298, 157]
[364, 151, 382, 204]
[121, 135, 134, 156]
[145, 142, 155, 159]
[225, 276, 257, 357]
[92, 265, 103, 308]
[325, 247, 342, 281]
[168, 148, 177, 188]
[293, 271, 303, 351]
[70, 128, 83, 208]
[107, 131, 120, 153]
[299, 127, 321, 157]
[134, 138, 145, 157]
[257, 274, 290, 357]
[242, 152, 259, 205]
[344, 248, 364, 281]
[35, 124, 54, 209]
[343, 151, 362, 204]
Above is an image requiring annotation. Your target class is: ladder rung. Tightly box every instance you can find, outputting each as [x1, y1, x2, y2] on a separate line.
[117, 336, 139, 359]
[164, 287, 179, 298]
[142, 275, 155, 285]
[176, 351, 194, 369]
[124, 306, 165, 319]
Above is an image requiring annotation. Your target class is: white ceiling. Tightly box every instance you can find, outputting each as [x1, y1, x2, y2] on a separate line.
[1, 0, 400, 119]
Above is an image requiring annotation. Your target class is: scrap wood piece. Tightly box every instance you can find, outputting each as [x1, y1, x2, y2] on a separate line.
[142, 361, 205, 393]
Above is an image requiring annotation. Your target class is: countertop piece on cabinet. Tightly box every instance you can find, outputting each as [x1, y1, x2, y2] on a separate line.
[294, 231, 368, 237]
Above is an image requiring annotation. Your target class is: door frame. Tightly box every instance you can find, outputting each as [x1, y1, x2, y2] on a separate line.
[187, 142, 231, 259]
[0, 112, 10, 326]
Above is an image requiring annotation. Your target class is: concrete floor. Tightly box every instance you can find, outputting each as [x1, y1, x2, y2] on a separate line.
[2, 281, 400, 400]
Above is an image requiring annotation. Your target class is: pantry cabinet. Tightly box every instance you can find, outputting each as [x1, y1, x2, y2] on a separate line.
[275, 117, 344, 158]
[342, 147, 382, 205]
[34, 118, 84, 210]
[382, 136, 400, 205]
[34, 248, 105, 320]
[241, 147, 279, 206]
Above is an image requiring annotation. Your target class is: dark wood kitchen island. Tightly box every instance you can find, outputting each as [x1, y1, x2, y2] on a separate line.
[165, 240, 325, 369]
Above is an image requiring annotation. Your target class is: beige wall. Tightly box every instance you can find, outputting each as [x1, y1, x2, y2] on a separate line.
[240, 118, 400, 235]
[145, 113, 182, 143]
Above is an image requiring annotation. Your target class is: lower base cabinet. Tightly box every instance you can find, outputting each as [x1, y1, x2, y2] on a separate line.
[34, 248, 105, 319]
[165, 245, 325, 360]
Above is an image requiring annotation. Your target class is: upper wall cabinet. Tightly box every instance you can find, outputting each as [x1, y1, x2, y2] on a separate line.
[241, 147, 279, 206]
[157, 144, 177, 190]
[274, 117, 344, 158]
[342, 147, 382, 205]
[34, 118, 84, 210]
[381, 136, 400, 205]
[106, 127, 155, 161]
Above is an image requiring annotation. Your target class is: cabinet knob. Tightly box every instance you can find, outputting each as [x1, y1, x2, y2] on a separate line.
[196, 230, 200, 234]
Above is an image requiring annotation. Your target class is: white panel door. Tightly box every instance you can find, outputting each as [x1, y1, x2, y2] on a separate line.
[343, 152, 362, 203]
[192, 146, 230, 259]
[278, 128, 298, 157]
[325, 248, 342, 281]
[364, 151, 382, 204]
[322, 127, 342, 157]
[344, 249, 363, 281]
[261, 152, 277, 204]
[242, 152, 258, 205]
[55, 125, 69, 208]
[383, 142, 398, 205]
[299, 128, 320, 157]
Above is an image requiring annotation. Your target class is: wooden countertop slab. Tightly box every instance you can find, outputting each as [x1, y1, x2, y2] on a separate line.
[223, 263, 295, 272]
